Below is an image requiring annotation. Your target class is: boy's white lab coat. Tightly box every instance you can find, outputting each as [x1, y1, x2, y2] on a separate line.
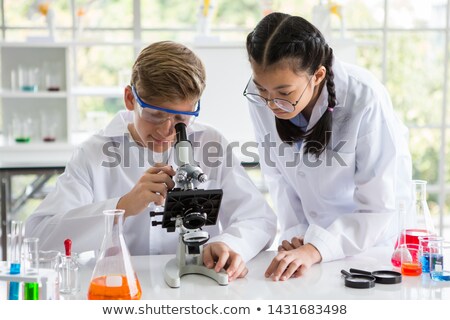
[249, 59, 412, 262]
[25, 111, 276, 262]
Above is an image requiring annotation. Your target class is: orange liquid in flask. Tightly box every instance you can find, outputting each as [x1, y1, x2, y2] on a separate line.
[88, 275, 142, 300]
[401, 262, 422, 276]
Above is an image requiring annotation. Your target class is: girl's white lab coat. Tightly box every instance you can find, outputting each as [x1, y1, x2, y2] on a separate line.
[25, 111, 277, 262]
[249, 59, 412, 262]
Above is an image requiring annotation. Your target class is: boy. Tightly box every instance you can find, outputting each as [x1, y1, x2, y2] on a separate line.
[25, 41, 276, 281]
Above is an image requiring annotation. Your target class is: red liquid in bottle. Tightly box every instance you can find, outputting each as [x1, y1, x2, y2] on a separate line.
[391, 229, 430, 267]
[88, 275, 142, 300]
[395, 229, 429, 247]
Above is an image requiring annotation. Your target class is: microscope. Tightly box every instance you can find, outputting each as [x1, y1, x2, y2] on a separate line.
[150, 123, 226, 288]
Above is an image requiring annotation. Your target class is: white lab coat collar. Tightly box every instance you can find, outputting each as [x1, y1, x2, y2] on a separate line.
[101, 110, 133, 138]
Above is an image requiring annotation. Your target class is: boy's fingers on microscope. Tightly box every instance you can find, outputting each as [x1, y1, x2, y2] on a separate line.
[202, 247, 214, 268]
[215, 252, 230, 273]
[225, 255, 242, 279]
[145, 173, 175, 189]
[147, 165, 175, 176]
[151, 194, 165, 206]
[153, 162, 166, 167]
[234, 263, 248, 280]
[148, 182, 168, 197]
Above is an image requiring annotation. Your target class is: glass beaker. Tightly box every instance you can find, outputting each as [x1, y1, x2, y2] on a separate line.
[429, 241, 450, 281]
[39, 250, 61, 299]
[18, 66, 39, 92]
[43, 62, 62, 91]
[40, 111, 58, 142]
[12, 116, 33, 143]
[400, 243, 422, 276]
[391, 180, 435, 266]
[87, 209, 142, 300]
[418, 235, 444, 273]
[23, 237, 40, 300]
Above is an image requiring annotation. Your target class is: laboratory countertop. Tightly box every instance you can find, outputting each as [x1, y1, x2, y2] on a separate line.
[70, 247, 450, 300]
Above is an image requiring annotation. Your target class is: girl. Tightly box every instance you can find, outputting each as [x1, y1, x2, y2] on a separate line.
[244, 12, 412, 281]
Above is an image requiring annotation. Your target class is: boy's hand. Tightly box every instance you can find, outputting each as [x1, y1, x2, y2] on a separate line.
[203, 242, 248, 281]
[117, 163, 175, 217]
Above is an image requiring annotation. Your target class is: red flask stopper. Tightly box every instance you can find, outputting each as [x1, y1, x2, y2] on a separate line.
[64, 239, 72, 256]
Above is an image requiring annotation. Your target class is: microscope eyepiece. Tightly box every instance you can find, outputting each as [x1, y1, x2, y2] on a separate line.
[175, 123, 188, 142]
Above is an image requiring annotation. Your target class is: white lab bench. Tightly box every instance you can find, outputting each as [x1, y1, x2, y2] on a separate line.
[63, 247, 450, 300]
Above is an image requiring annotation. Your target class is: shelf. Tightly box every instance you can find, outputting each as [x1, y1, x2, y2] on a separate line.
[72, 86, 123, 97]
[0, 90, 68, 98]
[0, 142, 74, 151]
[1, 45, 70, 145]
[0, 142, 75, 164]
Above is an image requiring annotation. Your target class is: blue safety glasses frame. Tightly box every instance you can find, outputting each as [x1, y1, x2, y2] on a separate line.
[131, 85, 201, 117]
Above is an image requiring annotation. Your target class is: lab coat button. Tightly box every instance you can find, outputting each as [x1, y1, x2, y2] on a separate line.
[298, 171, 305, 177]
[310, 211, 317, 217]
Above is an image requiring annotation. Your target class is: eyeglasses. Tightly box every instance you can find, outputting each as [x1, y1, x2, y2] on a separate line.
[131, 85, 200, 126]
[243, 76, 312, 112]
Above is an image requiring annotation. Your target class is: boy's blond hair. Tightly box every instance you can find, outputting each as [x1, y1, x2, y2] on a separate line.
[131, 41, 206, 102]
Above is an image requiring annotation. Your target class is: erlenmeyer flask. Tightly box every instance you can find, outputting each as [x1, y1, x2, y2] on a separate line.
[88, 209, 142, 300]
[391, 180, 435, 266]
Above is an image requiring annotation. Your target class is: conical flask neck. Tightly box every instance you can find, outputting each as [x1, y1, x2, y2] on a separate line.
[412, 180, 435, 233]
[414, 180, 427, 201]
[104, 211, 123, 237]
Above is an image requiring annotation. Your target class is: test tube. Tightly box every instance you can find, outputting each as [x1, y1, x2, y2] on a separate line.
[8, 221, 23, 300]
[23, 237, 39, 300]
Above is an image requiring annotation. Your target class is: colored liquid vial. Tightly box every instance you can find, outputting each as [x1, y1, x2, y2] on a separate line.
[392, 229, 429, 267]
[401, 262, 422, 276]
[10, 263, 21, 275]
[421, 253, 431, 273]
[24, 283, 39, 300]
[430, 272, 450, 281]
[88, 275, 142, 300]
[9, 221, 23, 300]
[391, 181, 435, 267]
[88, 210, 142, 300]
[429, 241, 450, 282]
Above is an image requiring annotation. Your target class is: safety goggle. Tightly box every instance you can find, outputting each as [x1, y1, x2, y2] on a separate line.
[131, 85, 200, 126]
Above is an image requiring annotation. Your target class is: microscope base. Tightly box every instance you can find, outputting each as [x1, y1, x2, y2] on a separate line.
[164, 258, 229, 288]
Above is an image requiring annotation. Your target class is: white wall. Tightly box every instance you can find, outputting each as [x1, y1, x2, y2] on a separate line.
[193, 44, 256, 162]
[191, 40, 356, 163]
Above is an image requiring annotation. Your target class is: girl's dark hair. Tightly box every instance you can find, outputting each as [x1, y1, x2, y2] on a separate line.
[246, 12, 336, 157]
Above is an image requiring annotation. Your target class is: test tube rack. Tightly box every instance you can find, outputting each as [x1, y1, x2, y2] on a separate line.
[0, 266, 58, 300]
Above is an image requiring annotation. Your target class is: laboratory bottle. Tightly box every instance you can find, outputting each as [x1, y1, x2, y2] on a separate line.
[88, 209, 142, 300]
[59, 239, 80, 294]
[391, 180, 435, 266]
